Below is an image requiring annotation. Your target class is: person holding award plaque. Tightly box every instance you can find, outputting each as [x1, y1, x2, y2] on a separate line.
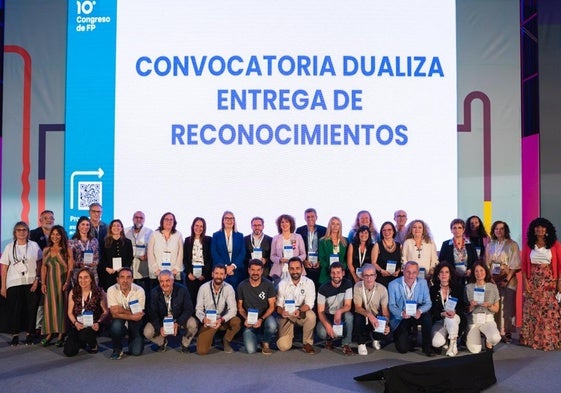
[64, 267, 109, 356]
[347, 225, 374, 284]
[184, 217, 213, 304]
[125, 211, 153, 292]
[270, 214, 306, 285]
[464, 262, 501, 353]
[438, 218, 479, 286]
[388, 261, 433, 356]
[401, 220, 438, 282]
[243, 217, 273, 279]
[485, 220, 520, 344]
[318, 217, 348, 285]
[147, 212, 184, 286]
[296, 208, 327, 292]
[430, 262, 465, 357]
[372, 221, 402, 288]
[211, 211, 246, 290]
[69, 216, 100, 286]
[99, 219, 133, 292]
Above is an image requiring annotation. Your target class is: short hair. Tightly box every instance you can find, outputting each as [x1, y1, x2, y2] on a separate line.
[287, 257, 303, 267]
[276, 214, 296, 233]
[118, 267, 133, 277]
[12, 221, 30, 241]
[40, 210, 54, 216]
[251, 217, 264, 225]
[213, 264, 227, 273]
[89, 202, 102, 210]
[304, 208, 317, 215]
[329, 262, 344, 272]
[361, 263, 376, 275]
[449, 218, 465, 230]
[490, 220, 511, 240]
[403, 260, 419, 271]
[248, 259, 264, 269]
[158, 269, 174, 280]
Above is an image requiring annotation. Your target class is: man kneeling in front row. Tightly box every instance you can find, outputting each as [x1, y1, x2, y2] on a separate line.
[144, 270, 198, 353]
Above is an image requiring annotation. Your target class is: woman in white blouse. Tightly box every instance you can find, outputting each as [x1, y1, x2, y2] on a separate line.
[147, 212, 184, 284]
[401, 219, 438, 281]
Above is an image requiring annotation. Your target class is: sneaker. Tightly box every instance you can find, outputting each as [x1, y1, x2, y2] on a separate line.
[110, 350, 124, 360]
[372, 340, 382, 350]
[157, 338, 168, 352]
[446, 343, 458, 357]
[302, 343, 316, 354]
[10, 336, 19, 346]
[342, 345, 354, 356]
[223, 338, 233, 353]
[325, 339, 334, 350]
[261, 342, 273, 355]
[25, 335, 34, 345]
[358, 344, 368, 355]
[180, 345, 190, 354]
[86, 345, 98, 354]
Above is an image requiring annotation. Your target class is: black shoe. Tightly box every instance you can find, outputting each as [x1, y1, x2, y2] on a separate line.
[157, 338, 168, 352]
[10, 336, 19, 346]
[423, 348, 436, 357]
[180, 344, 190, 354]
[25, 335, 33, 345]
[86, 345, 98, 354]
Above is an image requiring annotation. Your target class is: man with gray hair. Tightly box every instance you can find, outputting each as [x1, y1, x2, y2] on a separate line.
[388, 261, 433, 356]
[394, 210, 408, 244]
[144, 270, 198, 353]
[353, 264, 390, 355]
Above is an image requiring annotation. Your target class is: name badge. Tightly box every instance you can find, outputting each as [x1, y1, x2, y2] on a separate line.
[284, 299, 296, 314]
[475, 247, 481, 258]
[112, 257, 123, 271]
[247, 308, 259, 325]
[82, 311, 94, 327]
[83, 250, 94, 265]
[418, 267, 426, 280]
[333, 324, 343, 337]
[445, 296, 458, 312]
[129, 299, 142, 314]
[374, 316, 387, 333]
[405, 300, 417, 316]
[252, 248, 263, 260]
[308, 252, 318, 266]
[162, 251, 171, 263]
[329, 254, 339, 265]
[491, 263, 501, 275]
[193, 263, 203, 278]
[455, 262, 466, 274]
[135, 244, 146, 258]
[283, 245, 293, 259]
[386, 260, 397, 274]
[161, 261, 172, 271]
[205, 309, 217, 326]
[163, 316, 175, 335]
[473, 287, 485, 304]
[356, 267, 363, 278]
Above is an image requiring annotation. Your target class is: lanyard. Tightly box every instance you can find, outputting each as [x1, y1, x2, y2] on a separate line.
[307, 230, 316, 252]
[81, 291, 92, 314]
[361, 283, 376, 311]
[210, 284, 223, 311]
[12, 241, 28, 263]
[165, 293, 172, 315]
[358, 245, 367, 267]
[403, 280, 416, 300]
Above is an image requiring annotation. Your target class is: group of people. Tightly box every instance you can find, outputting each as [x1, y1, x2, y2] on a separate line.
[1, 205, 560, 360]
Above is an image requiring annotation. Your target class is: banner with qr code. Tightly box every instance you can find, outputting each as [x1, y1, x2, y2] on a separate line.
[64, 1, 116, 235]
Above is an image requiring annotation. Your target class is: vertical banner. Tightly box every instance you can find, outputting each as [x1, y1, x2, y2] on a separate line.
[64, 0, 116, 234]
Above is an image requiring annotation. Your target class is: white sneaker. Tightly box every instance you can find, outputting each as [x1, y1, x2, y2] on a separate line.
[358, 344, 368, 355]
[372, 340, 382, 350]
[446, 342, 458, 357]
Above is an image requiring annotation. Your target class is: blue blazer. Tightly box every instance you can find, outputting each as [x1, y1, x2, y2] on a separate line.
[388, 276, 431, 330]
[211, 230, 246, 288]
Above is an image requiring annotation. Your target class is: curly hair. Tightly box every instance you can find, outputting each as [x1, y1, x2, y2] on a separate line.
[526, 217, 558, 249]
[405, 219, 434, 244]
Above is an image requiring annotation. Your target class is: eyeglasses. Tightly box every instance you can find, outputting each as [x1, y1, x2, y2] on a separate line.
[90, 210, 102, 214]
[362, 274, 375, 278]
[396, 215, 407, 218]
[16, 228, 28, 232]
[133, 216, 144, 219]
[224, 217, 235, 220]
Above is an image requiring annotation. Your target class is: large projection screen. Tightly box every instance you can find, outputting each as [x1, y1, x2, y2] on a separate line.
[65, 0, 457, 243]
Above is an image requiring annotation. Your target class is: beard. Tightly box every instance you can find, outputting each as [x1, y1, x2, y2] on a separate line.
[290, 273, 301, 281]
[213, 277, 223, 286]
[134, 223, 143, 230]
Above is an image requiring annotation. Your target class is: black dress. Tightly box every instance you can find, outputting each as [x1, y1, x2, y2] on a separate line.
[375, 240, 402, 288]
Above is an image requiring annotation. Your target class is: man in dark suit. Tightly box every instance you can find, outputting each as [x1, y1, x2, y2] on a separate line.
[295, 208, 327, 290]
[243, 217, 273, 280]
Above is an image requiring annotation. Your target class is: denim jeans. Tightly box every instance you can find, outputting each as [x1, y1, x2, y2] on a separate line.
[242, 315, 278, 354]
[110, 318, 144, 356]
[316, 311, 354, 345]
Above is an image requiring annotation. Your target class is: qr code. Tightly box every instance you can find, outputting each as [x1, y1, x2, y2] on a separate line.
[78, 181, 102, 210]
